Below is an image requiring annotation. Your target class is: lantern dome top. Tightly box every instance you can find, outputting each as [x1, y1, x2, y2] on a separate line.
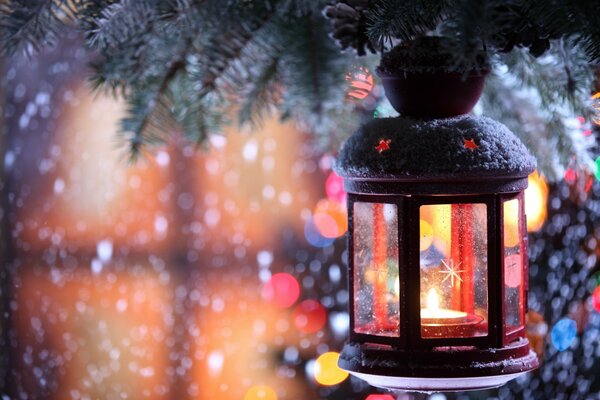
[335, 115, 536, 180]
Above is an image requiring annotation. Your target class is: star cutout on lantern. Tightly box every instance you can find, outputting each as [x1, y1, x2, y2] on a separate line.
[375, 139, 391, 153]
[463, 138, 479, 150]
[438, 259, 464, 287]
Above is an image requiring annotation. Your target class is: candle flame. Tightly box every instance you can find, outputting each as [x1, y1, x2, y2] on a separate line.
[426, 288, 440, 311]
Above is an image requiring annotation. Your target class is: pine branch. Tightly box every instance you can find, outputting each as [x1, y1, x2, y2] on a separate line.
[525, 0, 600, 62]
[193, 2, 281, 99]
[120, 59, 185, 160]
[85, 1, 183, 92]
[86, 0, 158, 50]
[480, 43, 596, 181]
[440, 0, 522, 69]
[237, 58, 281, 128]
[366, 0, 443, 49]
[0, 0, 77, 54]
[278, 9, 347, 119]
[504, 39, 594, 115]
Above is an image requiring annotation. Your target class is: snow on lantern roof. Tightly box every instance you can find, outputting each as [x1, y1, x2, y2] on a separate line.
[335, 115, 536, 180]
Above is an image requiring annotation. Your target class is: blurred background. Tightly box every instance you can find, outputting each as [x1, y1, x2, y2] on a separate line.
[1, 34, 599, 400]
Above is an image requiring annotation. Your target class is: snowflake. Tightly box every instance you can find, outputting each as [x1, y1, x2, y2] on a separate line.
[438, 259, 464, 287]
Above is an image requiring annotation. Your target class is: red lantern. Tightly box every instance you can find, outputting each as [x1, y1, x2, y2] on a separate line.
[335, 114, 539, 392]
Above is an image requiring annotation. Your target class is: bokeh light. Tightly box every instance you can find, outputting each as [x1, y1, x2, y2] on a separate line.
[313, 352, 348, 386]
[304, 217, 336, 248]
[526, 310, 548, 358]
[312, 199, 347, 239]
[503, 199, 520, 248]
[550, 318, 577, 351]
[564, 168, 577, 184]
[525, 171, 549, 232]
[312, 212, 340, 239]
[261, 273, 300, 309]
[366, 395, 395, 400]
[592, 285, 600, 313]
[325, 171, 346, 204]
[419, 219, 434, 251]
[592, 92, 600, 125]
[293, 299, 327, 334]
[244, 385, 278, 400]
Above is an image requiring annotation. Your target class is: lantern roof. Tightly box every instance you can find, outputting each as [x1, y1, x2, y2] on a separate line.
[335, 115, 536, 180]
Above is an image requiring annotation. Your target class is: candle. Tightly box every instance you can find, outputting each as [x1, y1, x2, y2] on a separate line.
[421, 289, 467, 325]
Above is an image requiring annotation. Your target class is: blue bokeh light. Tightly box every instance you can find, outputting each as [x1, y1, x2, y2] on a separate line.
[304, 217, 335, 248]
[551, 318, 577, 351]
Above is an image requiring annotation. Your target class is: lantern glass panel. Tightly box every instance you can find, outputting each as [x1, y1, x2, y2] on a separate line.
[503, 198, 524, 334]
[353, 202, 399, 337]
[419, 203, 488, 338]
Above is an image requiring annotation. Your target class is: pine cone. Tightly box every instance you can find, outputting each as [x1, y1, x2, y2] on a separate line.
[323, 0, 376, 56]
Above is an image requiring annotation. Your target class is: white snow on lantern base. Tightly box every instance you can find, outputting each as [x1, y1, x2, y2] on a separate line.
[346, 370, 527, 393]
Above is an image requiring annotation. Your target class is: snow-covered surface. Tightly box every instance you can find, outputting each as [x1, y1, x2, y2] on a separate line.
[335, 115, 537, 179]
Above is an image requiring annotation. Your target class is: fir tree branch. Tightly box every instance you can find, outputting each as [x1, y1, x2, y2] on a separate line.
[121, 58, 185, 160]
[194, 3, 281, 98]
[238, 58, 281, 127]
[480, 42, 596, 181]
[0, 0, 77, 54]
[366, 0, 443, 49]
[86, 0, 158, 50]
[278, 8, 349, 124]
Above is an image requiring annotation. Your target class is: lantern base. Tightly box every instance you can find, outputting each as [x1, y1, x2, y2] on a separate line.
[347, 371, 526, 393]
[338, 337, 538, 393]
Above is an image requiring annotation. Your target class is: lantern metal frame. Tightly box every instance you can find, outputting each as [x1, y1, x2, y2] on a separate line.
[339, 174, 539, 392]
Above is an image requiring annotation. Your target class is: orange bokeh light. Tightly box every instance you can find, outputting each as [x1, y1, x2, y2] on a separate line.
[313, 198, 347, 239]
[244, 385, 278, 400]
[314, 352, 348, 386]
[592, 92, 600, 125]
[525, 171, 548, 232]
[419, 219, 434, 251]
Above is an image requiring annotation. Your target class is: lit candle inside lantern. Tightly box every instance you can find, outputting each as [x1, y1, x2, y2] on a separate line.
[421, 289, 467, 325]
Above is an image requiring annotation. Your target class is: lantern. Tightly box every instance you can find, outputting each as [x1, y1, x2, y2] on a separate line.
[334, 115, 539, 392]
